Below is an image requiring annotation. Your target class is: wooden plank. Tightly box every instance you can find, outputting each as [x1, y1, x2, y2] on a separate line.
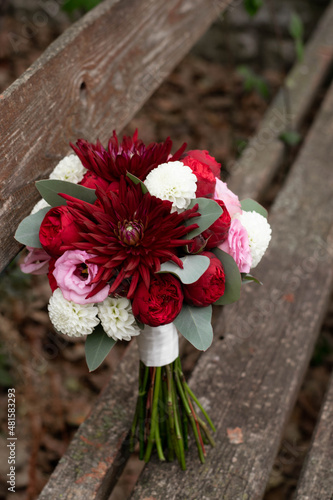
[0, 0, 227, 274]
[295, 373, 333, 500]
[228, 0, 333, 201]
[38, 342, 139, 500]
[130, 81, 333, 499]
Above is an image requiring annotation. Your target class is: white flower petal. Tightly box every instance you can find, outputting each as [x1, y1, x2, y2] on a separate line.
[48, 289, 99, 337]
[237, 211, 272, 268]
[30, 198, 50, 215]
[49, 154, 86, 184]
[144, 161, 197, 212]
[98, 297, 140, 341]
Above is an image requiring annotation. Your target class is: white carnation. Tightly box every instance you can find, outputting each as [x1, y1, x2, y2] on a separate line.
[237, 211, 272, 268]
[49, 154, 86, 183]
[30, 198, 50, 215]
[48, 289, 99, 337]
[98, 297, 140, 341]
[144, 161, 197, 212]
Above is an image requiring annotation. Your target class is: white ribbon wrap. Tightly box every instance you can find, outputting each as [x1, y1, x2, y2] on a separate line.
[136, 322, 179, 367]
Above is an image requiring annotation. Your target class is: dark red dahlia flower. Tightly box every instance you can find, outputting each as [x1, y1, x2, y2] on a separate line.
[71, 130, 186, 183]
[60, 178, 199, 299]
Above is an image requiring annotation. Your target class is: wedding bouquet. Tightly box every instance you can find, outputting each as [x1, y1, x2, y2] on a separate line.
[15, 131, 271, 469]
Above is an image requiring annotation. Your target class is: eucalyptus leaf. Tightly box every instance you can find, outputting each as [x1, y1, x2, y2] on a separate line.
[126, 172, 148, 193]
[212, 248, 242, 305]
[85, 324, 116, 372]
[241, 273, 263, 285]
[240, 198, 268, 218]
[157, 255, 210, 284]
[174, 304, 213, 351]
[14, 207, 51, 247]
[36, 179, 97, 207]
[184, 198, 222, 239]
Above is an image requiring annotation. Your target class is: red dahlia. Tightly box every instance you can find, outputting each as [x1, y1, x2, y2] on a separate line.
[61, 179, 199, 299]
[71, 130, 186, 182]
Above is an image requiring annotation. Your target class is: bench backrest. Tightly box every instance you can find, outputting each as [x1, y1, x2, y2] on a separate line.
[0, 0, 230, 273]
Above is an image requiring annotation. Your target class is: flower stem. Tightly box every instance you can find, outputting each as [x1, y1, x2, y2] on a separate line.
[144, 366, 161, 463]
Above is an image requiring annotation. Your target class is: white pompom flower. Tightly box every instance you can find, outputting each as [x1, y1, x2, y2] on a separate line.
[237, 211, 272, 268]
[49, 154, 86, 183]
[144, 161, 197, 212]
[98, 297, 140, 341]
[30, 198, 50, 215]
[48, 289, 99, 337]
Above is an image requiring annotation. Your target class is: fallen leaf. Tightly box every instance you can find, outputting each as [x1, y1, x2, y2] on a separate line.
[227, 427, 244, 444]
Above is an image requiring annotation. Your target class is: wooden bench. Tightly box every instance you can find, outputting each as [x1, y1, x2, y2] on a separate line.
[1, 1, 333, 499]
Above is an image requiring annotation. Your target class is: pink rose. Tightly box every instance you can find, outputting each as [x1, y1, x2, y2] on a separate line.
[219, 218, 252, 273]
[53, 250, 110, 304]
[214, 178, 242, 218]
[20, 247, 51, 275]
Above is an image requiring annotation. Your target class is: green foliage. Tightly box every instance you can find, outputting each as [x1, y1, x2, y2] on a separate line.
[14, 207, 50, 248]
[241, 273, 262, 285]
[85, 324, 116, 371]
[244, 0, 263, 17]
[184, 198, 223, 239]
[279, 130, 302, 146]
[174, 304, 213, 351]
[62, 0, 102, 14]
[212, 248, 242, 305]
[237, 66, 269, 99]
[157, 255, 210, 284]
[36, 179, 97, 207]
[240, 198, 268, 218]
[289, 13, 304, 63]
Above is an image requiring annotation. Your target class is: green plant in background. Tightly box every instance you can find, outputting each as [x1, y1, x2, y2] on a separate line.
[289, 12, 304, 63]
[243, 0, 263, 17]
[62, 0, 103, 14]
[237, 66, 269, 99]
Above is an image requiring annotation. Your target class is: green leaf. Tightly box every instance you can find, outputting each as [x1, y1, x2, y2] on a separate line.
[241, 273, 263, 285]
[289, 12, 304, 40]
[174, 304, 213, 351]
[157, 255, 210, 284]
[36, 179, 97, 207]
[85, 324, 116, 372]
[244, 0, 263, 17]
[279, 130, 302, 147]
[240, 198, 268, 218]
[126, 172, 148, 194]
[62, 0, 102, 13]
[184, 198, 223, 239]
[14, 207, 51, 247]
[212, 248, 242, 305]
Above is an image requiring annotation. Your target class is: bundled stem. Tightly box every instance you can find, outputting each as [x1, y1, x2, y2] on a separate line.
[130, 356, 215, 469]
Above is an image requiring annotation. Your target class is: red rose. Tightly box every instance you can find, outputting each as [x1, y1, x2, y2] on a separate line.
[182, 156, 216, 198]
[202, 200, 231, 249]
[79, 171, 119, 193]
[183, 251, 225, 306]
[39, 206, 81, 257]
[185, 150, 221, 178]
[132, 274, 183, 326]
[47, 258, 57, 292]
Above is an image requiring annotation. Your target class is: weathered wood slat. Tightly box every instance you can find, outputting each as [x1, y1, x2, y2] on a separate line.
[37, 12, 333, 496]
[295, 373, 333, 500]
[229, 0, 333, 201]
[38, 342, 139, 500]
[131, 80, 333, 499]
[0, 0, 227, 273]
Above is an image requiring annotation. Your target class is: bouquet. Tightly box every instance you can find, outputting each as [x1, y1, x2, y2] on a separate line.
[15, 131, 271, 469]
